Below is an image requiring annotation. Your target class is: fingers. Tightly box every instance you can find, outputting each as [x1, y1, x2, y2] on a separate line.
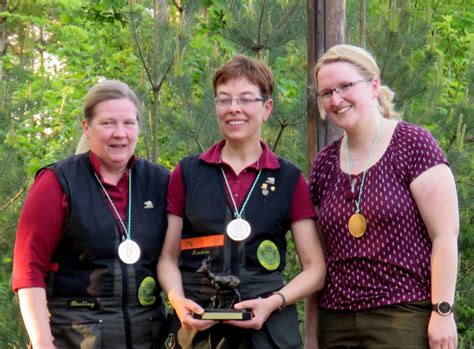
[181, 312, 216, 331]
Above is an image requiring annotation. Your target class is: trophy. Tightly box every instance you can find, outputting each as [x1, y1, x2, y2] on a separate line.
[192, 256, 252, 320]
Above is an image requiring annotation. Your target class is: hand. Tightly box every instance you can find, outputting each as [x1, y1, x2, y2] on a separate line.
[428, 313, 457, 349]
[224, 297, 276, 329]
[171, 296, 216, 331]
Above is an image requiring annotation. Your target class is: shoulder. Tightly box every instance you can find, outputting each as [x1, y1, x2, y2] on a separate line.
[45, 152, 89, 172]
[394, 121, 440, 148]
[276, 156, 302, 175]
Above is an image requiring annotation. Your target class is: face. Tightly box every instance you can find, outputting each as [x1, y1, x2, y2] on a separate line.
[317, 61, 379, 130]
[215, 77, 272, 144]
[82, 98, 139, 172]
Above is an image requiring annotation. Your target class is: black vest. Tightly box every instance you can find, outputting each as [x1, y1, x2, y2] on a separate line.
[179, 155, 300, 299]
[44, 152, 169, 304]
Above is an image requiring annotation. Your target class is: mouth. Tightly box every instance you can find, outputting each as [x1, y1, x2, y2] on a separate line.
[109, 144, 127, 149]
[227, 120, 246, 125]
[334, 105, 352, 115]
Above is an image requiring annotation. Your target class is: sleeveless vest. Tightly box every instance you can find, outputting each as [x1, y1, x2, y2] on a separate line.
[179, 155, 300, 300]
[173, 155, 302, 348]
[43, 152, 169, 349]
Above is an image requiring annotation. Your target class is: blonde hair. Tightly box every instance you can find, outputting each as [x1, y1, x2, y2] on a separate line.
[83, 80, 141, 123]
[313, 44, 400, 120]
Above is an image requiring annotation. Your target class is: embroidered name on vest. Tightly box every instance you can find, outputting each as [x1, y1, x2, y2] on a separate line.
[68, 299, 99, 309]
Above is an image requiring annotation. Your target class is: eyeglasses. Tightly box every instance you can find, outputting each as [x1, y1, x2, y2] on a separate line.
[214, 97, 266, 108]
[317, 77, 373, 100]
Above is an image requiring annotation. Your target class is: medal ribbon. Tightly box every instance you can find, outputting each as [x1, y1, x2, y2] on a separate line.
[95, 170, 132, 241]
[220, 167, 262, 219]
[346, 118, 384, 213]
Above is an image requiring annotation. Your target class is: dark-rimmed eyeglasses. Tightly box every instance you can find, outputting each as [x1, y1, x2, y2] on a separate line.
[214, 97, 266, 108]
[317, 77, 373, 101]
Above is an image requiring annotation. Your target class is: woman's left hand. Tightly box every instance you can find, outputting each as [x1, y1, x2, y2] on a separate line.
[224, 296, 279, 329]
[428, 313, 457, 349]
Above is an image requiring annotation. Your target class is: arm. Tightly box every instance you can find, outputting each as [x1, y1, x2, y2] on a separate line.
[410, 164, 459, 349]
[157, 213, 215, 331]
[18, 288, 56, 349]
[13, 170, 66, 348]
[230, 218, 326, 330]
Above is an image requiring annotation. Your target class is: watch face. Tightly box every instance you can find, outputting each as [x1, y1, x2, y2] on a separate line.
[438, 301, 452, 315]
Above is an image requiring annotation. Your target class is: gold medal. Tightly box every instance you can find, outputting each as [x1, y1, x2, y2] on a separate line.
[348, 213, 367, 238]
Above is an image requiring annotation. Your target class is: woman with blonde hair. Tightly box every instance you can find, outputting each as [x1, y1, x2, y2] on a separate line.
[305, 45, 458, 349]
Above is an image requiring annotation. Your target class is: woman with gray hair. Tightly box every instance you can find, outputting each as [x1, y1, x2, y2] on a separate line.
[13, 80, 169, 349]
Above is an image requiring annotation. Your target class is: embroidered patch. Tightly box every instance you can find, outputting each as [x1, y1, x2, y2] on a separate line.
[68, 299, 99, 309]
[256, 240, 280, 271]
[138, 276, 156, 306]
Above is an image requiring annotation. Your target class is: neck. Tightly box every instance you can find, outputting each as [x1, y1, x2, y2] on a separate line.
[346, 114, 383, 153]
[221, 140, 263, 175]
[100, 165, 127, 185]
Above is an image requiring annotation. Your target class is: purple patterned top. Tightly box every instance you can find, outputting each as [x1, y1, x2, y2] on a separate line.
[309, 122, 449, 310]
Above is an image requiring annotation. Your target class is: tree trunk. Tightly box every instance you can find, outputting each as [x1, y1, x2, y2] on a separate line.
[306, 0, 345, 172]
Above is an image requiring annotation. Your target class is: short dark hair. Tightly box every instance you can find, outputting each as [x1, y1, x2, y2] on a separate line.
[212, 55, 275, 99]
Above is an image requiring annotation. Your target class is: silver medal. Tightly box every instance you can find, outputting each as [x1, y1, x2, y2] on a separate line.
[226, 218, 251, 241]
[118, 239, 141, 264]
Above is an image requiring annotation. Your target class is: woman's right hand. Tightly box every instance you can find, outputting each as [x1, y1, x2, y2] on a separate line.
[171, 295, 216, 331]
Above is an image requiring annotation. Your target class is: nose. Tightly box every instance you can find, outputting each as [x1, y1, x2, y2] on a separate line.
[112, 124, 127, 137]
[329, 89, 344, 104]
[227, 99, 242, 112]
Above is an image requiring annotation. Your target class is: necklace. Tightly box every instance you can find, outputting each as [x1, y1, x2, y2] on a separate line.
[95, 170, 141, 264]
[345, 118, 384, 238]
[221, 167, 262, 241]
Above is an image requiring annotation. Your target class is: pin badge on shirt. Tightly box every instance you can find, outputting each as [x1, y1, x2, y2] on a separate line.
[144, 201, 154, 209]
[261, 177, 276, 196]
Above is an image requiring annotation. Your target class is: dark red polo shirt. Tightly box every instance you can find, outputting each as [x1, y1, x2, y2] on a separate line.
[167, 140, 316, 223]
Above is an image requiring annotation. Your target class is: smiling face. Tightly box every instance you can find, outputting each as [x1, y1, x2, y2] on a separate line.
[215, 77, 273, 145]
[317, 61, 379, 131]
[83, 98, 139, 172]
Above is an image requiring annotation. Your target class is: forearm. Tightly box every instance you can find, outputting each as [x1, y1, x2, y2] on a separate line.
[157, 256, 185, 302]
[18, 288, 55, 349]
[276, 264, 325, 307]
[431, 236, 458, 304]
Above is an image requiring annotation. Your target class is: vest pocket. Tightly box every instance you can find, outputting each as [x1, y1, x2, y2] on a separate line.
[51, 319, 102, 349]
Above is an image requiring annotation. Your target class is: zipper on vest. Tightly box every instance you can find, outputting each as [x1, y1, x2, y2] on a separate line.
[121, 262, 133, 349]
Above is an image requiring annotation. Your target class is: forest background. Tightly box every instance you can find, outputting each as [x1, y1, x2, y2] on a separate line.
[0, 0, 472, 347]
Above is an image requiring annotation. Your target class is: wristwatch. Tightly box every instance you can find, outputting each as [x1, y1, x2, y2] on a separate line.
[432, 301, 453, 316]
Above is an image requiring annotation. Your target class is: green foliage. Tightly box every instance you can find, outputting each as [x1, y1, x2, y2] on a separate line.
[0, 0, 472, 346]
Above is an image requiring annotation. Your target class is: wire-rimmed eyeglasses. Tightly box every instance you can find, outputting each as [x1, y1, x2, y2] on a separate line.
[214, 97, 266, 108]
[317, 77, 373, 101]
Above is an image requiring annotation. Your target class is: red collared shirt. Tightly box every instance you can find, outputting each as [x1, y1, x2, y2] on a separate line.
[167, 140, 316, 223]
[12, 152, 134, 291]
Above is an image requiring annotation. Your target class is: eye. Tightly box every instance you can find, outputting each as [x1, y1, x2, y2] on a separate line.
[339, 82, 353, 91]
[239, 98, 254, 105]
[218, 98, 232, 105]
[320, 90, 332, 98]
